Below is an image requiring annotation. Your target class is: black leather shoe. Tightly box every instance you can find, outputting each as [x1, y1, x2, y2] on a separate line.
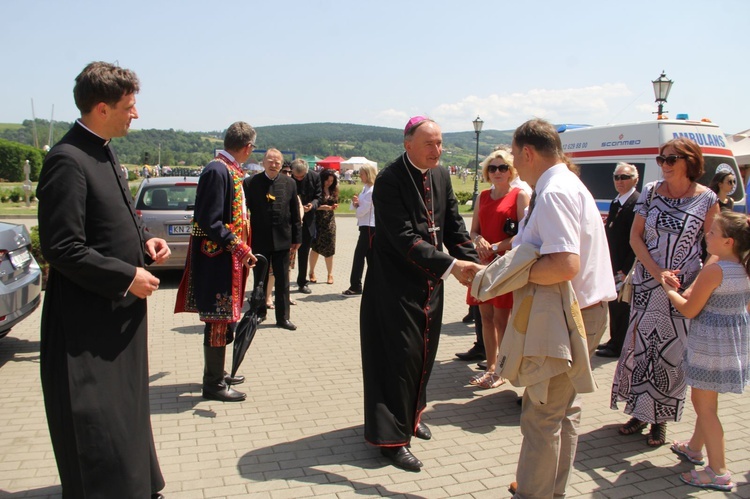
[380, 446, 423, 472]
[152, 494, 165, 499]
[595, 347, 620, 358]
[415, 422, 432, 440]
[455, 344, 486, 361]
[298, 285, 312, 294]
[276, 320, 297, 331]
[462, 312, 475, 323]
[202, 383, 246, 402]
[224, 371, 245, 385]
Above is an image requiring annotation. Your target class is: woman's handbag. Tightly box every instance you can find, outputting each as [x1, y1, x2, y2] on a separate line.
[616, 182, 657, 304]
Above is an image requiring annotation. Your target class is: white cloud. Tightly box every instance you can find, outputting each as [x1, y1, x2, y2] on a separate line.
[432, 83, 634, 131]
[375, 83, 639, 132]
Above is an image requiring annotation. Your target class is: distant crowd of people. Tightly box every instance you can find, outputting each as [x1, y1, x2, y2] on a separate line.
[36, 61, 749, 499]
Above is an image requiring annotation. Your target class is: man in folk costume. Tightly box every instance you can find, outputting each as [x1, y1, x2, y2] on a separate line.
[360, 117, 480, 471]
[175, 121, 257, 402]
[38, 61, 169, 499]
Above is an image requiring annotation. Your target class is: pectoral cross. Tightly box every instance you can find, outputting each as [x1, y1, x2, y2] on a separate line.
[428, 225, 440, 245]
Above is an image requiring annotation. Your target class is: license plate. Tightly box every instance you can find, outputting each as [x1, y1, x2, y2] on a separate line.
[9, 248, 31, 268]
[169, 224, 192, 235]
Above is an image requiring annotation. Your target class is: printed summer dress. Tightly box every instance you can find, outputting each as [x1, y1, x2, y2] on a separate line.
[686, 260, 750, 394]
[611, 182, 718, 423]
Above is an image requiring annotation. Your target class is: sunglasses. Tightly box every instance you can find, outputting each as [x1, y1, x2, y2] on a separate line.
[613, 174, 634, 181]
[726, 179, 736, 185]
[281, 170, 292, 175]
[656, 154, 686, 167]
[488, 164, 510, 173]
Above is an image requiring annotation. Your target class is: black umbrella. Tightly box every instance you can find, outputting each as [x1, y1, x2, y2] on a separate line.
[231, 254, 269, 378]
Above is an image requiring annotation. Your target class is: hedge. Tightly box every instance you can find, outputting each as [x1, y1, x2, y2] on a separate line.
[0, 139, 44, 181]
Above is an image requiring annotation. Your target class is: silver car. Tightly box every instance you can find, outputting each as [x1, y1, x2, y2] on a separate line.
[134, 176, 199, 270]
[0, 222, 42, 338]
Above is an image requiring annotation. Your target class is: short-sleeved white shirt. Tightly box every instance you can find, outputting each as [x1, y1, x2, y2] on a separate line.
[519, 163, 616, 307]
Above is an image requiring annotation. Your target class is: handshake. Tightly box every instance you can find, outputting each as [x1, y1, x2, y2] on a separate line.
[451, 260, 485, 287]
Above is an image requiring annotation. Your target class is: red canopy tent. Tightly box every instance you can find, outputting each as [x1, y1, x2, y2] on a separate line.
[316, 156, 346, 171]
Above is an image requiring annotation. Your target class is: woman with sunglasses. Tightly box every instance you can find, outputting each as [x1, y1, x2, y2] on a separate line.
[709, 170, 736, 211]
[611, 137, 720, 447]
[466, 149, 530, 389]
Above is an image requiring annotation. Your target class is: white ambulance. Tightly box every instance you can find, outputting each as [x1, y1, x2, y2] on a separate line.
[557, 117, 744, 213]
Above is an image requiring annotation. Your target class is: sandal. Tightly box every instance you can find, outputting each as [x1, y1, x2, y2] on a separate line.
[618, 417, 647, 436]
[265, 302, 275, 309]
[309, 274, 317, 283]
[342, 289, 362, 296]
[469, 371, 506, 389]
[647, 422, 667, 447]
[671, 441, 705, 465]
[680, 467, 734, 491]
[327, 274, 334, 285]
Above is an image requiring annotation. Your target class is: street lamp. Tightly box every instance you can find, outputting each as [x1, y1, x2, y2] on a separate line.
[471, 116, 483, 209]
[652, 71, 674, 118]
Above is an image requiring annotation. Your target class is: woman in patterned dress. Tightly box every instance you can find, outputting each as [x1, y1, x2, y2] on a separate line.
[310, 169, 339, 284]
[611, 138, 720, 447]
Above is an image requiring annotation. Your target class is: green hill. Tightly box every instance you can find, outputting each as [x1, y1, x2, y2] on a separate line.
[0, 120, 513, 168]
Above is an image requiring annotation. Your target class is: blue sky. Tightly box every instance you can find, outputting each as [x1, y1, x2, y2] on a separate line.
[2, 0, 749, 135]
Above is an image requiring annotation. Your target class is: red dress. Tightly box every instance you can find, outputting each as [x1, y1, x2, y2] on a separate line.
[467, 187, 521, 309]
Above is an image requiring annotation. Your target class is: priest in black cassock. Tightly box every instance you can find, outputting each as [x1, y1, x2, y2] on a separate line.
[360, 117, 480, 472]
[37, 62, 168, 498]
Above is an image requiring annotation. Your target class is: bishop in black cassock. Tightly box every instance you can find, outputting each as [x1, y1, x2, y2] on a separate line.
[360, 118, 478, 471]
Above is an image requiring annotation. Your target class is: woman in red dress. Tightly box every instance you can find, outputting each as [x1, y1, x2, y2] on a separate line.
[467, 149, 530, 388]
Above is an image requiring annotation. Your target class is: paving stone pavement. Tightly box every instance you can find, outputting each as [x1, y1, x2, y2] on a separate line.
[1, 215, 748, 498]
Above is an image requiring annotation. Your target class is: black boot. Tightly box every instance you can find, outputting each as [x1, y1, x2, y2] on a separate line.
[202, 346, 246, 402]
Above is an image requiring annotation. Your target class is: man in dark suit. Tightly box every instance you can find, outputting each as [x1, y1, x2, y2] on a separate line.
[597, 162, 640, 358]
[244, 149, 302, 330]
[37, 61, 168, 499]
[291, 159, 322, 294]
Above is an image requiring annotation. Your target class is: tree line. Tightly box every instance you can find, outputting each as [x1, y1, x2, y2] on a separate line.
[0, 119, 513, 170]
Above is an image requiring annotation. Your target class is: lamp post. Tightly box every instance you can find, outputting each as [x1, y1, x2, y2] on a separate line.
[652, 71, 674, 118]
[471, 116, 483, 209]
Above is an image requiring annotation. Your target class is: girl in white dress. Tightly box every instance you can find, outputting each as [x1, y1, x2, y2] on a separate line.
[661, 211, 750, 492]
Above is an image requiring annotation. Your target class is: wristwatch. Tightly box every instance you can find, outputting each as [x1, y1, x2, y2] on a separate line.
[491, 243, 499, 252]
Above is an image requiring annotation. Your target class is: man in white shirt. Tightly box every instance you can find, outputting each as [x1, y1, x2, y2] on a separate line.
[510, 119, 617, 498]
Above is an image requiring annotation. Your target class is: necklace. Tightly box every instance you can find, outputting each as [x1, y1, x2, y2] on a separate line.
[665, 181, 693, 199]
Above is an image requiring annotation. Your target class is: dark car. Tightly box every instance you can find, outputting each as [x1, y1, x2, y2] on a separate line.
[134, 176, 199, 270]
[0, 222, 42, 339]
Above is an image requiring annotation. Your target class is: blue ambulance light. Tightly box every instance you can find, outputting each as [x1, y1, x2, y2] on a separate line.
[676, 113, 689, 120]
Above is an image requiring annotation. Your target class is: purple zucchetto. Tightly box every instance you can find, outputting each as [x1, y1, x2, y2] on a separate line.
[404, 116, 429, 136]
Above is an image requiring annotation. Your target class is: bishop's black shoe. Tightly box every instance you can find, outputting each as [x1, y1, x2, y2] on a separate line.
[415, 421, 432, 440]
[380, 446, 423, 472]
[455, 343, 486, 361]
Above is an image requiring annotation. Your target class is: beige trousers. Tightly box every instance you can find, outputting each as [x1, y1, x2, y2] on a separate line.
[514, 301, 609, 499]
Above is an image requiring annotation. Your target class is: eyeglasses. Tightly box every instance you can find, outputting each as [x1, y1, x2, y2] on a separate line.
[247, 142, 256, 150]
[656, 154, 686, 166]
[488, 164, 510, 173]
[613, 174, 634, 181]
[281, 170, 292, 175]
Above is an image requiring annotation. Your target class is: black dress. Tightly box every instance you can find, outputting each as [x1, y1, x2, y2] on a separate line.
[37, 122, 164, 498]
[311, 192, 337, 257]
[360, 154, 477, 446]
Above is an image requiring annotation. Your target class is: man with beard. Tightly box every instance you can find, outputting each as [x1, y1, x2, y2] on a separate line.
[360, 117, 479, 471]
